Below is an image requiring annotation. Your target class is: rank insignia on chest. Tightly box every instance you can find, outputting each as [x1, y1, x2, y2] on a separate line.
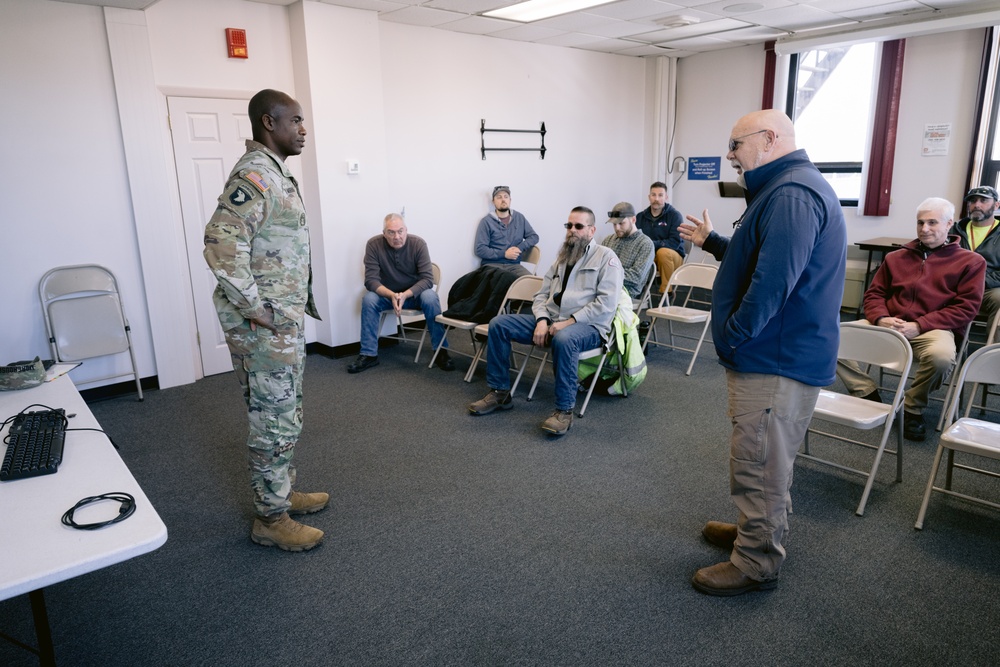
[229, 185, 253, 206]
[245, 171, 269, 193]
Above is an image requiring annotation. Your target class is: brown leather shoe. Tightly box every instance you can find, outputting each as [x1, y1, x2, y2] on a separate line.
[469, 389, 513, 415]
[288, 490, 329, 516]
[691, 561, 777, 596]
[702, 521, 737, 550]
[541, 409, 573, 435]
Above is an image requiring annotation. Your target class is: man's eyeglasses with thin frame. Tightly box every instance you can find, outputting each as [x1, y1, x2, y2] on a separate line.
[728, 129, 767, 152]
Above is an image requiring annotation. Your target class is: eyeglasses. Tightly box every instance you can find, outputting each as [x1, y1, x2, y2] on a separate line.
[564, 222, 590, 230]
[728, 129, 767, 152]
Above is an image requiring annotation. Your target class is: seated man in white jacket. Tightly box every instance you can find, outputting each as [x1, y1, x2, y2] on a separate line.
[468, 206, 624, 436]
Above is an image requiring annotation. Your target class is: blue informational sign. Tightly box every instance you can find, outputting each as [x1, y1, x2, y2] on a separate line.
[688, 157, 721, 181]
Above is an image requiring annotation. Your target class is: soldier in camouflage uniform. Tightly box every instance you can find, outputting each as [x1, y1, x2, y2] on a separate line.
[203, 89, 328, 552]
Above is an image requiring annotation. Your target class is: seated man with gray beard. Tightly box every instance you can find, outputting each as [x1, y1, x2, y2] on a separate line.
[468, 206, 624, 436]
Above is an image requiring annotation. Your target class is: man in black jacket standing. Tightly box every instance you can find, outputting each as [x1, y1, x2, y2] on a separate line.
[954, 185, 1000, 326]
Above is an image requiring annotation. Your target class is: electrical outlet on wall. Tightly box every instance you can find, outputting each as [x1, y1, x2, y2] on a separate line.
[347, 160, 360, 175]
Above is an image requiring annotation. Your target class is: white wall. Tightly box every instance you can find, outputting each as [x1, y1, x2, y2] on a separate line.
[1, 0, 156, 389]
[671, 31, 986, 252]
[376, 22, 647, 311]
[673, 44, 765, 233]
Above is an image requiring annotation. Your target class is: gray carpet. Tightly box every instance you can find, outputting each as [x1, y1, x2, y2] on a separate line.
[2, 327, 999, 666]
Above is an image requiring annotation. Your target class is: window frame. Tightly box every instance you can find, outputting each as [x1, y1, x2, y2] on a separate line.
[784, 50, 868, 208]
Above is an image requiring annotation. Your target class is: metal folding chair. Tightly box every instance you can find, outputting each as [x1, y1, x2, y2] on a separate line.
[916, 343, 1000, 529]
[377, 262, 440, 363]
[799, 322, 912, 516]
[641, 263, 717, 375]
[39, 264, 143, 400]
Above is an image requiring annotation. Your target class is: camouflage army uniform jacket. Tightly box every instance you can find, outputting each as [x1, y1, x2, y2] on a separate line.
[204, 139, 320, 336]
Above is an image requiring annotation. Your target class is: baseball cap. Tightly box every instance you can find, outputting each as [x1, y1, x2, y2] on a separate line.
[606, 202, 636, 222]
[965, 185, 999, 201]
[492, 185, 510, 197]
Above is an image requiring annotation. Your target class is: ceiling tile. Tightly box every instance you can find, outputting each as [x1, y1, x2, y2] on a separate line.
[486, 24, 567, 41]
[694, 0, 796, 16]
[437, 15, 519, 34]
[423, 0, 512, 12]
[655, 33, 748, 48]
[576, 37, 649, 52]
[740, 4, 854, 30]
[836, 1, 935, 20]
[314, 0, 407, 10]
[579, 19, 665, 38]
[380, 6, 466, 26]
[614, 43, 686, 56]
[535, 31, 611, 46]
[632, 17, 752, 42]
[534, 11, 616, 31]
[586, 0, 690, 21]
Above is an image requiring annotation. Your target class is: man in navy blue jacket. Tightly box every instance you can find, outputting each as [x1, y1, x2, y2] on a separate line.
[680, 109, 847, 596]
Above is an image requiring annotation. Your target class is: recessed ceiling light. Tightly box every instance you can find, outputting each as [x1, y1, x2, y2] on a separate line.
[654, 15, 700, 29]
[484, 0, 617, 23]
[723, 3, 764, 12]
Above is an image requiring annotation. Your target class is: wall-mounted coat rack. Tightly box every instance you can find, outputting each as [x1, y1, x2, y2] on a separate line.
[481, 119, 546, 160]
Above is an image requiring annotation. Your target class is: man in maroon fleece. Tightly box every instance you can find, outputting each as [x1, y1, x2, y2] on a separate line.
[837, 197, 985, 441]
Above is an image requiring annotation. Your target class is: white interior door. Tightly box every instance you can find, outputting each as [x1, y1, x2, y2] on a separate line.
[168, 96, 251, 376]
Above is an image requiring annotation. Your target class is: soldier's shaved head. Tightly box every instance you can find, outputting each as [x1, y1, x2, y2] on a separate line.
[249, 89, 295, 136]
[247, 89, 307, 161]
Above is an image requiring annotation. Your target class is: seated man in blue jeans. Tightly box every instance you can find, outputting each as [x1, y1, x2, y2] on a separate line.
[348, 213, 453, 373]
[468, 206, 623, 436]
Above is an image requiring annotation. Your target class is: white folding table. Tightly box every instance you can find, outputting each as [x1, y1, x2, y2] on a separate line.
[0, 375, 168, 666]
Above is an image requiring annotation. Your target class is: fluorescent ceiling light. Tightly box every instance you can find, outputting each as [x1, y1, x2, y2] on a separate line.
[484, 0, 617, 23]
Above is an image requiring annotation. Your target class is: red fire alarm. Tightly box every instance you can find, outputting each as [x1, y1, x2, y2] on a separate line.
[226, 28, 248, 59]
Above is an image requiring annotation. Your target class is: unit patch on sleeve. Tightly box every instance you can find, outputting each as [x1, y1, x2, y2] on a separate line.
[229, 185, 255, 207]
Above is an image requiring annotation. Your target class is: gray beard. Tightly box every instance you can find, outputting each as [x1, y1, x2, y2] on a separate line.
[557, 236, 589, 266]
[969, 210, 989, 223]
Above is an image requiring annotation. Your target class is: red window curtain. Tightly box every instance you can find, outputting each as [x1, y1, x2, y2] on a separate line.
[761, 41, 776, 109]
[863, 39, 905, 217]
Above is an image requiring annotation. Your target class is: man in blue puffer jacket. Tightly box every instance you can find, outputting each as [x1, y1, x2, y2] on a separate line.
[680, 109, 846, 596]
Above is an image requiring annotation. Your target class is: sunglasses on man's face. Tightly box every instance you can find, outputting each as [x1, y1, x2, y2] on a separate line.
[564, 223, 589, 230]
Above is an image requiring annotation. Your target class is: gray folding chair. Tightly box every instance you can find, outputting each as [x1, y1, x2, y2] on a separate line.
[464, 275, 543, 387]
[799, 322, 912, 516]
[378, 262, 440, 363]
[631, 268, 657, 315]
[521, 246, 542, 276]
[641, 263, 717, 375]
[916, 343, 1000, 529]
[39, 264, 143, 400]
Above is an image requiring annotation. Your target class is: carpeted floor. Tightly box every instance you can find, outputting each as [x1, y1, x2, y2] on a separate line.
[2, 326, 999, 666]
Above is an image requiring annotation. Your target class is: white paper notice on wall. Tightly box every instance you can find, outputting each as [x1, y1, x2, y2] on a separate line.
[922, 123, 951, 156]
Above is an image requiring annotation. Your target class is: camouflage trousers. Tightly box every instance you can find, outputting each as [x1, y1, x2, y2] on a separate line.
[223, 319, 305, 518]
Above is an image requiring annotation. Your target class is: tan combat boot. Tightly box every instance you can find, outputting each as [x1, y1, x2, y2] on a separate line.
[288, 490, 329, 516]
[251, 512, 323, 552]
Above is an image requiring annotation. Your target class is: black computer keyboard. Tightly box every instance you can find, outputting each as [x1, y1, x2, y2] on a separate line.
[1, 408, 66, 481]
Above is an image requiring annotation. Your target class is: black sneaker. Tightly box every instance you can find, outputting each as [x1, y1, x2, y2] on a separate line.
[435, 350, 455, 372]
[347, 355, 379, 374]
[903, 413, 926, 441]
